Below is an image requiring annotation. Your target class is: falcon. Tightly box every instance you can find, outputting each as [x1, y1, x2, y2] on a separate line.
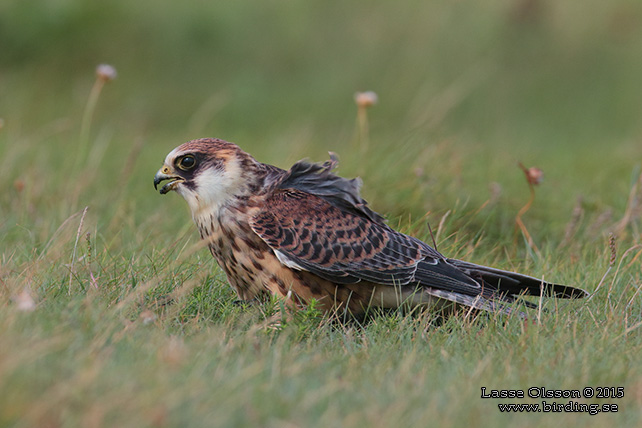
[154, 138, 587, 317]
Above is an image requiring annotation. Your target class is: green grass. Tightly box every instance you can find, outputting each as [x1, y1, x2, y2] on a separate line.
[2, 0, 642, 426]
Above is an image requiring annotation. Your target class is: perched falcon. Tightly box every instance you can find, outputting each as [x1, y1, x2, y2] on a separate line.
[154, 138, 587, 317]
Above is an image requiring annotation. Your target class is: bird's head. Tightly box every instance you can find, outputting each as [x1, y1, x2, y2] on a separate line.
[154, 138, 260, 217]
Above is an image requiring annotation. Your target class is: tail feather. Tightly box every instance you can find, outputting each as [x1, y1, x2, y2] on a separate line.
[446, 259, 588, 299]
[423, 288, 528, 318]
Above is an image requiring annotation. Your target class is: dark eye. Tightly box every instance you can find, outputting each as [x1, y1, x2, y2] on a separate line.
[177, 155, 196, 171]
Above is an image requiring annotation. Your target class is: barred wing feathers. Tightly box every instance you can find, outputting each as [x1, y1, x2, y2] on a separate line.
[250, 155, 587, 313]
[250, 189, 486, 299]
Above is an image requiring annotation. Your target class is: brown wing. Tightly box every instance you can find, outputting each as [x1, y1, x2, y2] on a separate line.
[250, 189, 483, 296]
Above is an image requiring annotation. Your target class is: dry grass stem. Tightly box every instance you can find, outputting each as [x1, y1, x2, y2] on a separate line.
[68, 206, 89, 295]
[76, 64, 117, 171]
[613, 169, 642, 237]
[354, 91, 377, 155]
[560, 197, 584, 248]
[587, 234, 617, 301]
[435, 210, 451, 245]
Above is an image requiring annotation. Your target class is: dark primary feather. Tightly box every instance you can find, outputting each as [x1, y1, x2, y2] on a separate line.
[250, 154, 588, 311]
[446, 259, 585, 298]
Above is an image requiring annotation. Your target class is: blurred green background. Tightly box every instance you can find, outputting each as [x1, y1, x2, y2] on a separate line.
[1, 0, 642, 243]
[2, 3, 642, 427]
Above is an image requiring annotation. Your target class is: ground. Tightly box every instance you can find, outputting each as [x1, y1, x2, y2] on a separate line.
[1, 1, 641, 426]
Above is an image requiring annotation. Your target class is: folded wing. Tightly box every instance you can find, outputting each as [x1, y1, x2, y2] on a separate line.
[250, 189, 486, 298]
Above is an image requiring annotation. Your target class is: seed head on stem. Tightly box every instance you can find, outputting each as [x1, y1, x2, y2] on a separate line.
[515, 162, 542, 256]
[96, 64, 117, 82]
[355, 91, 378, 108]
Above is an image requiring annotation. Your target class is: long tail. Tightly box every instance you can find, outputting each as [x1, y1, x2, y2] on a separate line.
[446, 259, 588, 299]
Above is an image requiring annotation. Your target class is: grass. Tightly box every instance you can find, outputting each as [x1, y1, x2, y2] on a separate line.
[2, 0, 642, 426]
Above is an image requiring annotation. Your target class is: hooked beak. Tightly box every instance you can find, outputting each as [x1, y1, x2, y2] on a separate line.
[154, 166, 184, 195]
